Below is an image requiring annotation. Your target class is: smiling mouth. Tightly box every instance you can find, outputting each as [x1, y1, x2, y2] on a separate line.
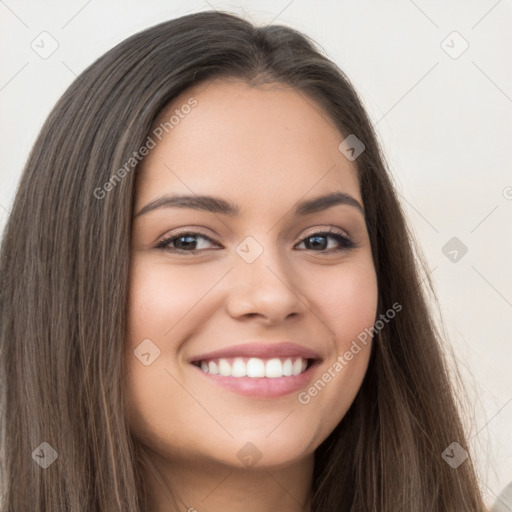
[192, 356, 315, 378]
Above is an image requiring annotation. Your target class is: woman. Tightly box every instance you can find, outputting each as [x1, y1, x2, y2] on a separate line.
[0, 10, 487, 511]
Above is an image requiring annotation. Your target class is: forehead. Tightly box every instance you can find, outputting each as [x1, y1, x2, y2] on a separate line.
[135, 79, 361, 213]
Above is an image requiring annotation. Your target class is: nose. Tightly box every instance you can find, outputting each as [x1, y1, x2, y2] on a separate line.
[225, 242, 306, 325]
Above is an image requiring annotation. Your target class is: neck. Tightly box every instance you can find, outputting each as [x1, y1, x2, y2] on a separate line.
[139, 445, 314, 512]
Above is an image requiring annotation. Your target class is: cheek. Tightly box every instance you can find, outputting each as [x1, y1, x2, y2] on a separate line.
[305, 258, 379, 348]
[124, 259, 206, 450]
[126, 258, 213, 346]
[331, 271, 378, 347]
[296, 259, 378, 415]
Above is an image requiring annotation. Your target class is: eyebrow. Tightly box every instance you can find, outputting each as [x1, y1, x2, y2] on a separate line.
[133, 191, 364, 218]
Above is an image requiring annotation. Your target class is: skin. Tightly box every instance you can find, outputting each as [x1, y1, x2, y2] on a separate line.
[125, 78, 378, 512]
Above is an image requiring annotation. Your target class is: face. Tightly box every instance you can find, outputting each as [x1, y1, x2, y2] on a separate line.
[125, 78, 378, 471]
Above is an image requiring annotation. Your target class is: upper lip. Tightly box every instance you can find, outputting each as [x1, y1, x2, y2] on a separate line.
[189, 341, 322, 363]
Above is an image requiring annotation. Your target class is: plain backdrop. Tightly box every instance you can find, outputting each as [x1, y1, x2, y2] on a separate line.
[1, 0, 511, 508]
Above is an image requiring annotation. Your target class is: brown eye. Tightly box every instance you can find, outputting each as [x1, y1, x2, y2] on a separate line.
[155, 231, 219, 253]
[295, 230, 355, 252]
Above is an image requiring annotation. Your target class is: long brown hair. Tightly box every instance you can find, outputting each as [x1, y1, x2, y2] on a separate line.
[0, 10, 487, 511]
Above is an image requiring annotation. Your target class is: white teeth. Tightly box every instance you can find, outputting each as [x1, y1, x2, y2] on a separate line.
[265, 358, 283, 378]
[208, 361, 219, 375]
[282, 358, 293, 376]
[218, 358, 231, 376]
[247, 358, 266, 377]
[231, 357, 247, 377]
[292, 358, 303, 376]
[196, 356, 310, 378]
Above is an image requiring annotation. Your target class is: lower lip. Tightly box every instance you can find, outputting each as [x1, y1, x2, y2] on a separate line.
[191, 362, 319, 398]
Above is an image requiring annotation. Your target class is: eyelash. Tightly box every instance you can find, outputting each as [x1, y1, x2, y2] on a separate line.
[154, 228, 356, 255]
